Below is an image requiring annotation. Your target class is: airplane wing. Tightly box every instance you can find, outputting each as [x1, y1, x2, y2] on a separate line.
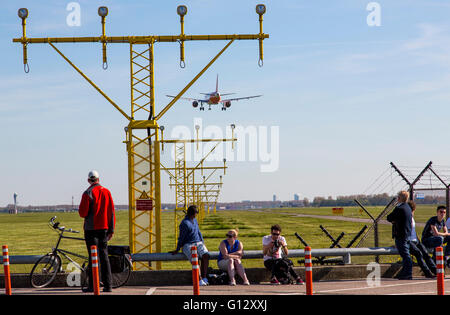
[220, 95, 262, 103]
[166, 95, 207, 103]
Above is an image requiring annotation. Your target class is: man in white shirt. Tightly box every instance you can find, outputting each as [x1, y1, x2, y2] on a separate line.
[262, 224, 303, 285]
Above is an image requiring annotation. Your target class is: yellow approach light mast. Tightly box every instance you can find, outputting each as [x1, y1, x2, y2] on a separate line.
[13, 5, 268, 270]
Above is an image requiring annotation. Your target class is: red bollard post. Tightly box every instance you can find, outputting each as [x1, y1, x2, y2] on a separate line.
[90, 245, 100, 295]
[436, 246, 445, 295]
[2, 245, 11, 295]
[305, 246, 313, 295]
[191, 245, 200, 295]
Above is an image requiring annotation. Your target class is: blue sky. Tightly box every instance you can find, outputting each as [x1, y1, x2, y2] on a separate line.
[1, 0, 450, 206]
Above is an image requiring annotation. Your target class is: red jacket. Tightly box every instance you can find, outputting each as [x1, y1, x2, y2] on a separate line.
[79, 183, 115, 233]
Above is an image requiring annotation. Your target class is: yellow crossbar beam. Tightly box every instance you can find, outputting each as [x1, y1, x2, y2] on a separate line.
[13, 34, 268, 44]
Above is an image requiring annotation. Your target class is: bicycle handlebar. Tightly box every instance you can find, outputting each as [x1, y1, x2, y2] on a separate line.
[48, 216, 80, 234]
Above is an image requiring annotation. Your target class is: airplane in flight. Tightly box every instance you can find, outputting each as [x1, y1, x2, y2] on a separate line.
[166, 75, 262, 111]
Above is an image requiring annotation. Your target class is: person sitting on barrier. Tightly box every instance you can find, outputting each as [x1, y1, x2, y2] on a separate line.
[421, 205, 450, 267]
[407, 201, 436, 278]
[170, 205, 210, 286]
[387, 191, 413, 280]
[217, 229, 250, 286]
[262, 224, 304, 285]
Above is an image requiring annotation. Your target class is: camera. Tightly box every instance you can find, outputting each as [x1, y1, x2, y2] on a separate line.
[273, 239, 280, 248]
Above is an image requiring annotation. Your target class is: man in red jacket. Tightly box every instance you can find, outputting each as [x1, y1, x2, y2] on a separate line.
[79, 170, 116, 292]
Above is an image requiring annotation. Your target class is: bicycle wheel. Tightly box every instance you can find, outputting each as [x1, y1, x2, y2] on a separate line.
[30, 253, 62, 288]
[111, 255, 132, 288]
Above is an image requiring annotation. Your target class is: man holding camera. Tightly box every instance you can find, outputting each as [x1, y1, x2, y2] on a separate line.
[262, 224, 304, 285]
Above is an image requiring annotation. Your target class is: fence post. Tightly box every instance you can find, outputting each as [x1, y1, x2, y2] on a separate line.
[2, 245, 11, 296]
[305, 246, 313, 295]
[436, 246, 445, 296]
[90, 245, 100, 295]
[191, 245, 200, 295]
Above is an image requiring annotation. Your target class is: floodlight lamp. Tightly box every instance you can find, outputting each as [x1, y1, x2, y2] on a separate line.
[256, 4, 266, 15]
[160, 126, 165, 131]
[223, 158, 226, 163]
[230, 124, 235, 129]
[18, 8, 28, 19]
[98, 6, 109, 17]
[195, 125, 200, 130]
[177, 5, 188, 16]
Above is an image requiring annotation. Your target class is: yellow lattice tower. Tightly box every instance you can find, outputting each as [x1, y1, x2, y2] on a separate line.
[13, 5, 268, 270]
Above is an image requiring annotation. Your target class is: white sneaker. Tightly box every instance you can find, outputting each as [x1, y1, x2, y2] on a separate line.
[199, 278, 209, 286]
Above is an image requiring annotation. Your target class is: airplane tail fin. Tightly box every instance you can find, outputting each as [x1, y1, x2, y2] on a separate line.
[216, 74, 219, 93]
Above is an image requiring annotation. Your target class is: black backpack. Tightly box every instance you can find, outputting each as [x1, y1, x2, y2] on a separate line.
[273, 258, 294, 284]
[207, 271, 229, 285]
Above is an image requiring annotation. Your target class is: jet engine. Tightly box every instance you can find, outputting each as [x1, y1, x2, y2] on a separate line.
[224, 101, 231, 108]
[192, 101, 199, 108]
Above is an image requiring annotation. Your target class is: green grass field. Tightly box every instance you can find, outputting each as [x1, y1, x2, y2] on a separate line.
[0, 204, 442, 273]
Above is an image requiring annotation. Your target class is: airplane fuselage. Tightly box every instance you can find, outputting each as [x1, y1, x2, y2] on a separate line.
[207, 92, 221, 104]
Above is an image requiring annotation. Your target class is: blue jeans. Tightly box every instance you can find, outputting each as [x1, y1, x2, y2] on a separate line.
[395, 238, 412, 278]
[422, 236, 450, 257]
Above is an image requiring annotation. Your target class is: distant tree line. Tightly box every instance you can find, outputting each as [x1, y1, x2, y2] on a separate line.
[303, 193, 447, 207]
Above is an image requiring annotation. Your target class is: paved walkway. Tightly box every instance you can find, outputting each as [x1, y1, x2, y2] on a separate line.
[6, 278, 449, 295]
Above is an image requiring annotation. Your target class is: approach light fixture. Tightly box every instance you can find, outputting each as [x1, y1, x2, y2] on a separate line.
[98, 6, 109, 17]
[18, 8, 28, 19]
[256, 4, 266, 15]
[177, 5, 188, 16]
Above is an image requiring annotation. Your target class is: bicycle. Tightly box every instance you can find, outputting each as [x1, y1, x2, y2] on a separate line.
[30, 216, 132, 289]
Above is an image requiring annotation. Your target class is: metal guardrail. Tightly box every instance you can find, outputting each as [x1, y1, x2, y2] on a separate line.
[2, 247, 399, 266]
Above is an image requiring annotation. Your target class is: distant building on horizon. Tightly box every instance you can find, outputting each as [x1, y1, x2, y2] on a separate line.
[294, 194, 299, 201]
[10, 193, 18, 214]
[273, 194, 276, 202]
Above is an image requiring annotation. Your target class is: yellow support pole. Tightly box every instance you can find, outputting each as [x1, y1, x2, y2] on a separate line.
[154, 130, 162, 270]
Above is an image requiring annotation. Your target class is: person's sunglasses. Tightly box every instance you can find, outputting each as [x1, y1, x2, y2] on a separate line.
[226, 234, 234, 238]
[272, 233, 280, 236]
